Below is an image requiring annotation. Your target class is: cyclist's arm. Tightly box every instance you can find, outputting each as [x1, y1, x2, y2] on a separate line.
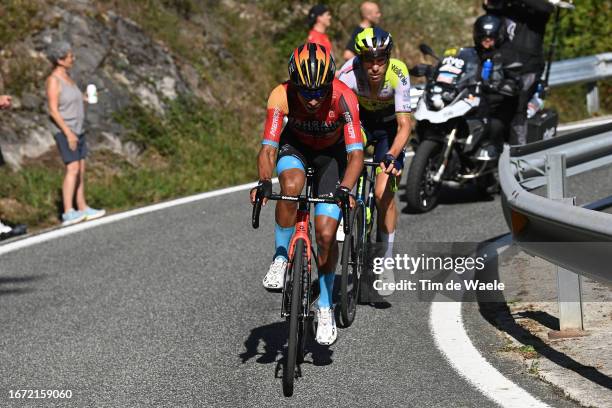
[343, 149, 364, 191]
[389, 113, 411, 157]
[258, 84, 288, 181]
[389, 60, 413, 157]
[338, 88, 364, 190]
[257, 145, 276, 182]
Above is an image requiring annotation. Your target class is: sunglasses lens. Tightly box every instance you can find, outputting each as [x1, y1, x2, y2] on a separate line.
[299, 87, 328, 100]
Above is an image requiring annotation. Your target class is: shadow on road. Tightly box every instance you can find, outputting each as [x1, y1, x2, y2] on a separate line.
[0, 275, 45, 297]
[515, 310, 560, 331]
[475, 238, 612, 391]
[240, 321, 334, 377]
[400, 185, 494, 214]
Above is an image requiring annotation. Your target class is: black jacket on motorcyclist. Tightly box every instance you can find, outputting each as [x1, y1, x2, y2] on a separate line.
[473, 14, 522, 152]
[483, 0, 554, 145]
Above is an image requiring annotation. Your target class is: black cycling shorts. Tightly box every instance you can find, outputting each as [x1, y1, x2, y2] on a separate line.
[362, 120, 405, 167]
[276, 131, 346, 199]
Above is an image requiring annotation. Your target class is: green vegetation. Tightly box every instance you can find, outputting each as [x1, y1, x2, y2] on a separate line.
[528, 359, 540, 375]
[545, 1, 612, 119]
[0, 0, 47, 45]
[0, 96, 258, 227]
[0, 0, 610, 229]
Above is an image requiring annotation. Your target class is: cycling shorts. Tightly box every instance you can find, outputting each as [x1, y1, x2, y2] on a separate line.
[276, 132, 346, 200]
[363, 121, 405, 168]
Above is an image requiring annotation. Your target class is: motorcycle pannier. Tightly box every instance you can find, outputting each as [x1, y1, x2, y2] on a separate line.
[527, 108, 558, 143]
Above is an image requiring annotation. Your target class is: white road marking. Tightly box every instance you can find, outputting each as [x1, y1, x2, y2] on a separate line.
[0, 179, 277, 256]
[1, 166, 556, 406]
[429, 241, 551, 408]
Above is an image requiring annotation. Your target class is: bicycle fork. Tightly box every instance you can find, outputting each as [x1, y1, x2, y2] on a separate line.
[281, 209, 313, 319]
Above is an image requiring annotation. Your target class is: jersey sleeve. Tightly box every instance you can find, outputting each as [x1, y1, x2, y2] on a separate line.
[390, 60, 412, 114]
[337, 58, 358, 91]
[337, 85, 363, 153]
[262, 84, 288, 148]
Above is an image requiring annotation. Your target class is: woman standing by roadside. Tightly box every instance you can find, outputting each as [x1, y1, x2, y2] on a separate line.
[46, 41, 104, 226]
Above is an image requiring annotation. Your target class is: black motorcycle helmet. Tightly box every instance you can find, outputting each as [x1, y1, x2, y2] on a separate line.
[473, 14, 504, 50]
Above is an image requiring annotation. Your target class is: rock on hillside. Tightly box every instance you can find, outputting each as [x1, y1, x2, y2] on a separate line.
[0, 2, 196, 169]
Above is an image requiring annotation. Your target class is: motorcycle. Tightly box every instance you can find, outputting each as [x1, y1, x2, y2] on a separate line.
[405, 44, 499, 213]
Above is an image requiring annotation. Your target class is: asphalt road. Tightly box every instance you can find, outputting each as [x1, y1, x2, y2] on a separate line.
[0, 172, 596, 407]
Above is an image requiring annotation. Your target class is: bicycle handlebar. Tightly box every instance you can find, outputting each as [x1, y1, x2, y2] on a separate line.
[251, 192, 353, 235]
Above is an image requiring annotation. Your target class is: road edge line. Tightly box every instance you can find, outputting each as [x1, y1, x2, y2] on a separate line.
[0, 178, 278, 256]
[429, 241, 551, 408]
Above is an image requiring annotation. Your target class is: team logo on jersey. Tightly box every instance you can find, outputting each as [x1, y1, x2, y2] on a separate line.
[289, 118, 340, 135]
[391, 65, 408, 86]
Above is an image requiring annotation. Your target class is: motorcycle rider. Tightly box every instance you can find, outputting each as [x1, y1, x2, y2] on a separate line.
[473, 14, 522, 156]
[483, 0, 555, 145]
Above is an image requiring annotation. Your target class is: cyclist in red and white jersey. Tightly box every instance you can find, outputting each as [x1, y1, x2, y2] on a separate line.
[250, 43, 363, 345]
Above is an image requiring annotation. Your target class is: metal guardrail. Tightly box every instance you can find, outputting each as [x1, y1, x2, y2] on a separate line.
[499, 123, 612, 331]
[509, 122, 612, 190]
[500, 123, 612, 275]
[548, 53, 612, 115]
[548, 53, 612, 87]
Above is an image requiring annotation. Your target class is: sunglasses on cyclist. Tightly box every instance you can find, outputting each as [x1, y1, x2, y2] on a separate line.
[362, 54, 389, 66]
[297, 86, 330, 101]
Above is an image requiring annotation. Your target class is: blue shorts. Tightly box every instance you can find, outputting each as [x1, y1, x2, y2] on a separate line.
[54, 132, 88, 164]
[363, 122, 405, 167]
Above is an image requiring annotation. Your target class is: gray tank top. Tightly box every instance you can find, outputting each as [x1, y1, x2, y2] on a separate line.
[51, 75, 85, 135]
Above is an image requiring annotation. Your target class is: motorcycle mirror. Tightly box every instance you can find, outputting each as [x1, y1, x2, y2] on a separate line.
[419, 43, 439, 60]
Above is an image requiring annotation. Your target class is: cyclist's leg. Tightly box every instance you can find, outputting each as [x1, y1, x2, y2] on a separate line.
[372, 127, 399, 240]
[312, 149, 344, 309]
[263, 141, 306, 289]
[312, 147, 345, 344]
[275, 143, 306, 261]
[371, 126, 400, 294]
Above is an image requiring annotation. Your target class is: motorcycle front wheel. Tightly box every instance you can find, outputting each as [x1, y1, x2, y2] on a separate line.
[405, 139, 444, 213]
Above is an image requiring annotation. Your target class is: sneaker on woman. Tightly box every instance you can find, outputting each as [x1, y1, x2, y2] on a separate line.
[83, 207, 106, 221]
[61, 209, 86, 226]
[262, 257, 287, 290]
[316, 307, 337, 345]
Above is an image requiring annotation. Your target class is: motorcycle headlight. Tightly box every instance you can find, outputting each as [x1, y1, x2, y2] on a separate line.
[431, 94, 444, 109]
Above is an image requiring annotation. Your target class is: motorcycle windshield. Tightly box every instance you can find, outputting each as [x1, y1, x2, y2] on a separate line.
[454, 48, 479, 89]
[434, 47, 479, 89]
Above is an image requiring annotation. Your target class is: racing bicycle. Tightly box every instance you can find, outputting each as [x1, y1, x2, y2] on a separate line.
[252, 167, 353, 397]
[338, 159, 380, 326]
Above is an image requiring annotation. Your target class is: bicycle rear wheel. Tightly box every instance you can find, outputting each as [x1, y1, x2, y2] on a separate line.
[283, 238, 305, 397]
[339, 204, 364, 328]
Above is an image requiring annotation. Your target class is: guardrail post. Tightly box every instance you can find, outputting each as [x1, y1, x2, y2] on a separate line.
[586, 82, 600, 115]
[546, 154, 584, 332]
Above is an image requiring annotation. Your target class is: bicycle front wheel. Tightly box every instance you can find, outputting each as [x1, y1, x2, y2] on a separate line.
[283, 238, 305, 397]
[339, 204, 364, 328]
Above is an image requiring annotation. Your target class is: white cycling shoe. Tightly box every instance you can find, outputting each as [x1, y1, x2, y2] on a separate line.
[315, 307, 337, 345]
[262, 257, 287, 290]
[378, 267, 396, 297]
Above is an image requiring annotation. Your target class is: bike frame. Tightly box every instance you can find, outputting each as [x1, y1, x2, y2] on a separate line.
[356, 160, 380, 240]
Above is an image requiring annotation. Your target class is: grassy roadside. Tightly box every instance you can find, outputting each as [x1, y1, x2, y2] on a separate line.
[0, 97, 259, 229]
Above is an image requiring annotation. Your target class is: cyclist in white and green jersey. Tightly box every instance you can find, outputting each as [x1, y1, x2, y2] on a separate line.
[338, 28, 412, 292]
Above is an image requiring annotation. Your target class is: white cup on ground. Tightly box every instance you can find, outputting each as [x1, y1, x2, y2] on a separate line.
[86, 84, 98, 104]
